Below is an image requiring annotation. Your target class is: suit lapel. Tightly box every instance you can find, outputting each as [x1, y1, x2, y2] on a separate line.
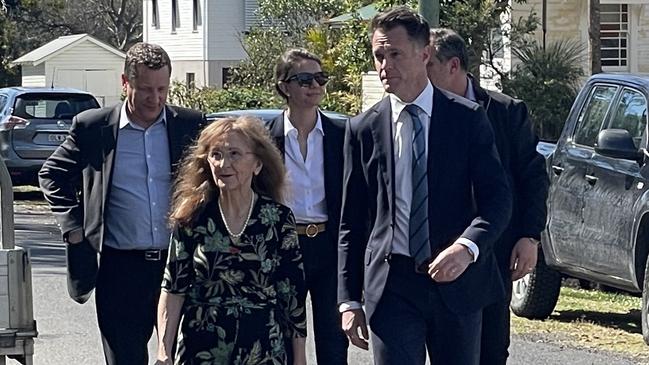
[370, 98, 395, 220]
[428, 90, 445, 197]
[101, 104, 121, 215]
[165, 105, 183, 166]
[268, 113, 285, 156]
[321, 113, 343, 220]
[469, 73, 491, 111]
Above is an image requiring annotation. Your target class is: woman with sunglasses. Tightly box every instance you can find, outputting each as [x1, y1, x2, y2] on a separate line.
[266, 48, 349, 364]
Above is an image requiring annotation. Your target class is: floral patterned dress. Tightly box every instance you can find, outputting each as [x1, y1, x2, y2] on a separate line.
[162, 195, 307, 365]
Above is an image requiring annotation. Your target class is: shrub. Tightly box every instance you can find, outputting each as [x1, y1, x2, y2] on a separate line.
[168, 82, 283, 113]
[502, 39, 585, 142]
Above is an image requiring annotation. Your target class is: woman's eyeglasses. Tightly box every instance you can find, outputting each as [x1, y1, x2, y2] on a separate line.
[284, 72, 330, 87]
[208, 149, 254, 163]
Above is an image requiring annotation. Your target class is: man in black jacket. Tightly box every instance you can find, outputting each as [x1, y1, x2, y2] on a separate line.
[427, 28, 549, 365]
[39, 42, 204, 364]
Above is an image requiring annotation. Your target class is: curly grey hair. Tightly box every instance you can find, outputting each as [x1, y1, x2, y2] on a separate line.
[123, 42, 172, 80]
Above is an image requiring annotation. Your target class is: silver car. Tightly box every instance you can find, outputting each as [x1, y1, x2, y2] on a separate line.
[0, 87, 100, 186]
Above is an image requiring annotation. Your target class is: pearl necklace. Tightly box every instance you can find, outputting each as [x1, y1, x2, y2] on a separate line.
[218, 192, 255, 240]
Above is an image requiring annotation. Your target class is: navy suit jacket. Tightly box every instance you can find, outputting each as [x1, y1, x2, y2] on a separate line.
[338, 88, 512, 319]
[266, 111, 346, 243]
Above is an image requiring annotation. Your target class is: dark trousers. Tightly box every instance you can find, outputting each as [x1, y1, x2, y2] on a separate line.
[370, 255, 481, 365]
[480, 273, 513, 365]
[95, 246, 168, 365]
[287, 232, 349, 364]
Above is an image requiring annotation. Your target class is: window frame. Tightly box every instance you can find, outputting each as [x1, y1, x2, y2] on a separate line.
[600, 3, 629, 72]
[572, 83, 620, 148]
[186, 73, 196, 89]
[151, 0, 159, 28]
[602, 86, 647, 149]
[192, 0, 201, 32]
[171, 0, 180, 33]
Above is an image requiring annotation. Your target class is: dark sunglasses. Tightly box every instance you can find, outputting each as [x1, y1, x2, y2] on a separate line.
[285, 72, 330, 87]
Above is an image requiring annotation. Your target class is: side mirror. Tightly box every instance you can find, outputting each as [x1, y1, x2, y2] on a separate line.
[595, 129, 643, 162]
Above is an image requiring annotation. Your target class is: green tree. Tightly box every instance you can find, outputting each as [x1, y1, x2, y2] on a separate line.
[0, 0, 141, 87]
[227, 0, 538, 114]
[0, 0, 67, 87]
[440, 0, 538, 84]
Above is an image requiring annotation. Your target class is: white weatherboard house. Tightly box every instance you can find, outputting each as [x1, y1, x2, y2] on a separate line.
[143, 0, 258, 89]
[12, 34, 125, 107]
[513, 1, 649, 74]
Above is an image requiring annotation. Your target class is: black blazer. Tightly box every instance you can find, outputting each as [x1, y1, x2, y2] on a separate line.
[39, 103, 204, 302]
[469, 75, 549, 268]
[266, 111, 346, 243]
[338, 88, 512, 319]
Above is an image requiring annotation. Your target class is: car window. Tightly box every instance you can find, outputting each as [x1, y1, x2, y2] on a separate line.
[0, 95, 7, 112]
[573, 85, 619, 147]
[13, 93, 99, 119]
[604, 88, 647, 149]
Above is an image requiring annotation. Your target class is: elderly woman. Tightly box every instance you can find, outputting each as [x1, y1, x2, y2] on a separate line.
[267, 48, 348, 364]
[155, 116, 307, 365]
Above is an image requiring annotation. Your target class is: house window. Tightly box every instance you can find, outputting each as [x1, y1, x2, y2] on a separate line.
[193, 0, 202, 31]
[171, 0, 180, 32]
[151, 0, 159, 28]
[186, 73, 196, 89]
[600, 4, 628, 69]
[222, 68, 235, 89]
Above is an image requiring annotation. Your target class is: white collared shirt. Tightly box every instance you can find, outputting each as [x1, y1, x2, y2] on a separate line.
[464, 76, 477, 102]
[283, 111, 328, 224]
[389, 82, 479, 261]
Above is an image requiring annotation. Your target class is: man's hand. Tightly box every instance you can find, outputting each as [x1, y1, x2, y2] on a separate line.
[427, 243, 473, 282]
[341, 308, 369, 350]
[510, 237, 539, 281]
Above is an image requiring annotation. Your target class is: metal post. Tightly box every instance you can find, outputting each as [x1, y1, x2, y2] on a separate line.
[0, 159, 14, 250]
[419, 0, 440, 27]
[0, 159, 35, 364]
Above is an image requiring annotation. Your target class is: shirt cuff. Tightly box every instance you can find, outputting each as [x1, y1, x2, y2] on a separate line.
[338, 301, 362, 313]
[455, 237, 479, 262]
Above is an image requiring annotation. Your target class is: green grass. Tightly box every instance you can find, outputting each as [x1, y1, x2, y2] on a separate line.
[512, 286, 648, 362]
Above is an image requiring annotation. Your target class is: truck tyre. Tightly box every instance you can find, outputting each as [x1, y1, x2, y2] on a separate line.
[642, 258, 649, 345]
[510, 250, 562, 319]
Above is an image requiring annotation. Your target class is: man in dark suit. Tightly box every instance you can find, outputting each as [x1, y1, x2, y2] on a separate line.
[427, 28, 549, 365]
[268, 48, 349, 364]
[338, 7, 512, 365]
[39, 42, 204, 365]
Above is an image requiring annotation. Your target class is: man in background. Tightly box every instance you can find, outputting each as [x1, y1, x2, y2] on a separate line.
[427, 28, 549, 365]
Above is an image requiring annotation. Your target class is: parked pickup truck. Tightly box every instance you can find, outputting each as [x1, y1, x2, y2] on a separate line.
[511, 73, 649, 344]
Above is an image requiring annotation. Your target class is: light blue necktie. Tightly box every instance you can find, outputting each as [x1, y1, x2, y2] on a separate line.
[404, 104, 431, 268]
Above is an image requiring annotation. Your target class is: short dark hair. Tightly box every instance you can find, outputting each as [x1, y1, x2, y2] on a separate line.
[274, 48, 323, 100]
[370, 6, 430, 48]
[123, 42, 172, 80]
[430, 28, 469, 72]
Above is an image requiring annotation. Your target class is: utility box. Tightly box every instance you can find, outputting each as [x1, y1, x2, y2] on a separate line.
[0, 248, 33, 330]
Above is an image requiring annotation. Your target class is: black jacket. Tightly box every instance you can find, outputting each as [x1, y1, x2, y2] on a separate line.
[39, 103, 204, 302]
[469, 74, 549, 268]
[266, 111, 346, 244]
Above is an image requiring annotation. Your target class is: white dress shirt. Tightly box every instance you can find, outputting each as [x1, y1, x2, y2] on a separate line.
[283, 111, 328, 224]
[389, 82, 479, 260]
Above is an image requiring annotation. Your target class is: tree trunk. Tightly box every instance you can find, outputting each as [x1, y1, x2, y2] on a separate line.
[589, 0, 602, 75]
